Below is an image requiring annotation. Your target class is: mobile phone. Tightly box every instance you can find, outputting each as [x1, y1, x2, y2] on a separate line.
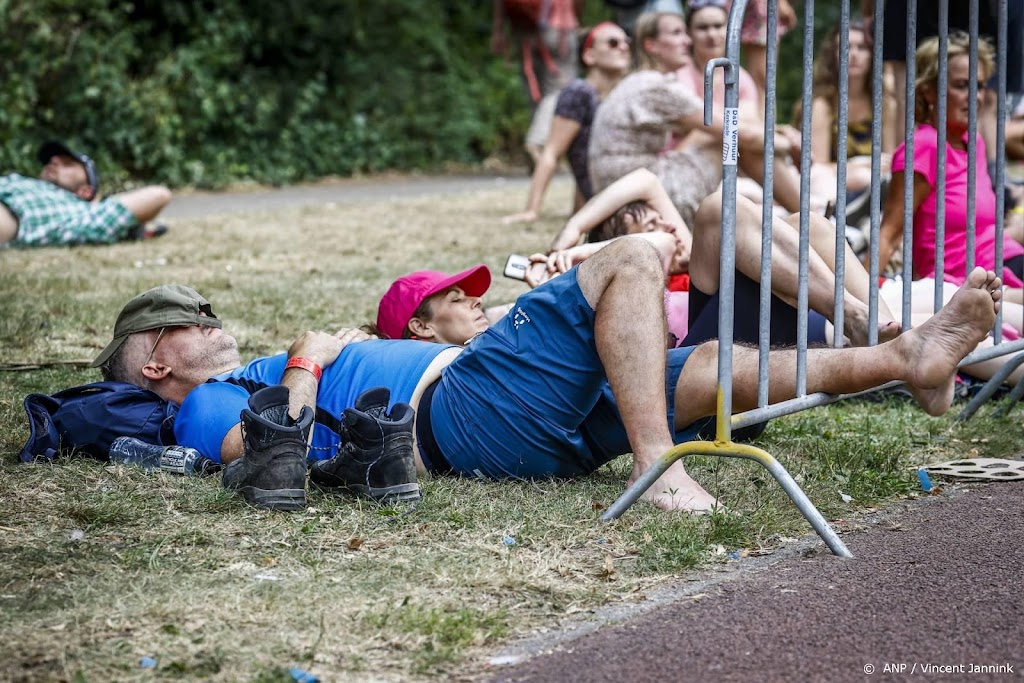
[504, 253, 532, 281]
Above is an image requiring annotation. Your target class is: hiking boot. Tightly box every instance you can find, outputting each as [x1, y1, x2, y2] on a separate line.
[310, 387, 421, 504]
[222, 385, 311, 511]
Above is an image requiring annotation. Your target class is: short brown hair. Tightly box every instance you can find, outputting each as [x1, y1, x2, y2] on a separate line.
[589, 200, 651, 243]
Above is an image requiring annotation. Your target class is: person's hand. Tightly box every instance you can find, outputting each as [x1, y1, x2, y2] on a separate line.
[775, 124, 806, 169]
[334, 327, 376, 343]
[524, 252, 559, 288]
[502, 209, 539, 225]
[549, 223, 583, 252]
[879, 152, 892, 176]
[671, 237, 691, 275]
[286, 330, 356, 370]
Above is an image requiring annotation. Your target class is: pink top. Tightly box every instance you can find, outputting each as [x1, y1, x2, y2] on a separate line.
[893, 124, 1024, 288]
[675, 62, 759, 112]
[665, 290, 689, 347]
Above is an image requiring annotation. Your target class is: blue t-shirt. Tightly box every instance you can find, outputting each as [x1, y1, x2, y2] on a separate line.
[174, 339, 456, 463]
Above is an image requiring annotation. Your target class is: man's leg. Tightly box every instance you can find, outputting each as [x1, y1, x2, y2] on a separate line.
[113, 185, 172, 223]
[691, 192, 896, 345]
[672, 268, 1002, 430]
[576, 238, 717, 512]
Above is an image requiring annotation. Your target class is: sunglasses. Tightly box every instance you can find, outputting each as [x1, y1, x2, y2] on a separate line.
[602, 37, 631, 50]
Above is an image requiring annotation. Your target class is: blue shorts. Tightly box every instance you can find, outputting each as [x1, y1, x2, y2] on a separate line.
[429, 267, 710, 480]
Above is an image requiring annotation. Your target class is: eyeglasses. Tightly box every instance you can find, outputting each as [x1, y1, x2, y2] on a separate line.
[144, 327, 167, 366]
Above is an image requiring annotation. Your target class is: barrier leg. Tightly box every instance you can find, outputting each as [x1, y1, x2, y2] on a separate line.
[600, 440, 853, 558]
[991, 368, 1024, 419]
[956, 351, 1024, 421]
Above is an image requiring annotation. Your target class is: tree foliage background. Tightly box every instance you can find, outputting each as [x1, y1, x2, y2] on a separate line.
[0, 0, 843, 190]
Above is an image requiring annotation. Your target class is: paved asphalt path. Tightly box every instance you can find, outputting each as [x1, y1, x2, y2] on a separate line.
[160, 175, 1021, 683]
[486, 482, 1024, 683]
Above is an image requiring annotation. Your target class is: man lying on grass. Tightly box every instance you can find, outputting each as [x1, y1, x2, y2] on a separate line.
[93, 237, 1002, 514]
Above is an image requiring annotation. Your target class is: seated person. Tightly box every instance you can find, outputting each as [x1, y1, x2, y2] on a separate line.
[0, 141, 171, 247]
[587, 11, 816, 232]
[546, 168, 898, 348]
[372, 265, 510, 344]
[676, 0, 760, 114]
[799, 20, 894, 213]
[502, 22, 632, 224]
[876, 33, 1024, 304]
[93, 244, 1002, 514]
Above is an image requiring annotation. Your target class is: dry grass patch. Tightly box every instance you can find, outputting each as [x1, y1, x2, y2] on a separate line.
[2, 176, 1024, 681]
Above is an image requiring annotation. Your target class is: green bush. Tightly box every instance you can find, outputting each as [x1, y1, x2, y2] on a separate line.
[0, 0, 530, 189]
[0, 1, 840, 190]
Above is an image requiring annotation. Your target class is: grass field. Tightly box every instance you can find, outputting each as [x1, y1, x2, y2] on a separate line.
[2, 176, 1022, 682]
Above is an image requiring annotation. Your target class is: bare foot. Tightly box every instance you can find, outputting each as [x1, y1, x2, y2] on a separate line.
[629, 462, 719, 513]
[841, 305, 899, 347]
[878, 319, 901, 344]
[898, 267, 1001, 415]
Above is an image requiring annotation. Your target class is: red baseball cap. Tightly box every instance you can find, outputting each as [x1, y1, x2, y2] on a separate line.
[376, 265, 492, 340]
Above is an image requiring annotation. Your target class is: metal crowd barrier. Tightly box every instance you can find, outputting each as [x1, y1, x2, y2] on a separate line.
[603, 0, 1018, 558]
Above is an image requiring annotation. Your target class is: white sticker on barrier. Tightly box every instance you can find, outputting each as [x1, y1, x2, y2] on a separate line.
[722, 107, 739, 166]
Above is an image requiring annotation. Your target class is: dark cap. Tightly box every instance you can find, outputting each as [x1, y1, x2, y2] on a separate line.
[91, 285, 222, 368]
[38, 140, 100, 200]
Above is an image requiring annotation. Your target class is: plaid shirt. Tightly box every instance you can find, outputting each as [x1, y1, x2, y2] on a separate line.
[0, 174, 136, 246]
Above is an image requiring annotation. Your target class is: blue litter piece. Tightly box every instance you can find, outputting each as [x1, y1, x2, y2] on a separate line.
[727, 550, 741, 560]
[917, 468, 933, 492]
[289, 667, 320, 683]
[502, 535, 516, 546]
[139, 657, 157, 669]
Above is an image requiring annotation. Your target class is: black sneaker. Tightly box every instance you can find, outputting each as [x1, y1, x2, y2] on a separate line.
[222, 385, 311, 511]
[128, 221, 170, 241]
[310, 387, 421, 504]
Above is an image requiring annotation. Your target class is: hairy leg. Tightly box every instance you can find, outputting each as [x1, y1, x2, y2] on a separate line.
[576, 238, 717, 512]
[672, 268, 1001, 427]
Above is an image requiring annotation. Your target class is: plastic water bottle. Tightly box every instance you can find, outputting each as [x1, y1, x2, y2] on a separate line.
[108, 436, 216, 476]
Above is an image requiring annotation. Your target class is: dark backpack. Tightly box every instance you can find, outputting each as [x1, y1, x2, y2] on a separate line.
[18, 381, 178, 463]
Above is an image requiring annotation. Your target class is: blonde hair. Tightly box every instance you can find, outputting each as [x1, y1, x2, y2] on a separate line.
[914, 31, 994, 124]
[634, 12, 684, 71]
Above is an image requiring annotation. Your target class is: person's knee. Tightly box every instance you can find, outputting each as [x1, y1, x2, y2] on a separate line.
[695, 192, 724, 231]
[588, 236, 664, 282]
[148, 186, 172, 212]
[613, 236, 665, 276]
[578, 237, 664, 307]
[118, 185, 172, 222]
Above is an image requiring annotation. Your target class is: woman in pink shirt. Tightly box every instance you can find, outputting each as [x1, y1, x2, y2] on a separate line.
[877, 32, 1024, 298]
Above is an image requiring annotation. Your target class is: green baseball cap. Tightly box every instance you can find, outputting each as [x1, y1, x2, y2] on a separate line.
[91, 284, 222, 367]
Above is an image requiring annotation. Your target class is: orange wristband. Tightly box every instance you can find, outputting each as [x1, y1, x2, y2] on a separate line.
[285, 356, 322, 381]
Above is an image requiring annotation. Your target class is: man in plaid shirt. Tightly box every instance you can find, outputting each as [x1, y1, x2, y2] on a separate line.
[0, 141, 171, 247]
